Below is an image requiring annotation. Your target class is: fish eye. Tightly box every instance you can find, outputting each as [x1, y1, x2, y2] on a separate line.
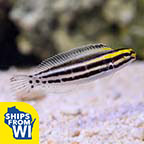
[108, 62, 114, 69]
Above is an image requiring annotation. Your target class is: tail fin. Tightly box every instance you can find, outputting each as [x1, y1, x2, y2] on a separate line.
[10, 75, 34, 99]
[10, 75, 45, 100]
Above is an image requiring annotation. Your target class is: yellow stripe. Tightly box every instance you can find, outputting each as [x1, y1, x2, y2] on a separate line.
[85, 49, 131, 65]
[100, 47, 113, 51]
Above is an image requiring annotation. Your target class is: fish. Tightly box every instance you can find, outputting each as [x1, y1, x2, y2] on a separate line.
[10, 43, 136, 96]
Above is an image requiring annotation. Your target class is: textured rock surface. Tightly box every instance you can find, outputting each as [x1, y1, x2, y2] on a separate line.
[10, 0, 144, 60]
[0, 62, 144, 143]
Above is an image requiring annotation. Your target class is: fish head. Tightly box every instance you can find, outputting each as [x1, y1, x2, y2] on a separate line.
[129, 48, 136, 61]
[107, 48, 136, 71]
[121, 48, 136, 62]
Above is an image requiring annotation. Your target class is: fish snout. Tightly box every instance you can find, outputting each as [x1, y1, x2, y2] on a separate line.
[130, 49, 136, 60]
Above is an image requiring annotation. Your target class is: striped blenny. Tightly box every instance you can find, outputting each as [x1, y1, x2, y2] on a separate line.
[10, 43, 136, 94]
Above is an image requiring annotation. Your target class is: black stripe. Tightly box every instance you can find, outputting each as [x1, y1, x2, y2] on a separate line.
[35, 49, 115, 76]
[72, 66, 86, 73]
[87, 52, 130, 70]
[60, 57, 133, 83]
[41, 52, 129, 78]
[47, 57, 133, 83]
[61, 77, 73, 82]
[130, 51, 135, 56]
[114, 57, 133, 68]
[61, 67, 108, 82]
[48, 79, 61, 83]
[42, 66, 86, 78]
[42, 81, 47, 84]
[35, 48, 133, 77]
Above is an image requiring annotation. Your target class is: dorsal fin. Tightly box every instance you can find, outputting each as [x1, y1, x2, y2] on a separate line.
[35, 43, 113, 71]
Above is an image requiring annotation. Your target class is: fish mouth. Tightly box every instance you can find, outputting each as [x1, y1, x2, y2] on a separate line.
[130, 51, 136, 60]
